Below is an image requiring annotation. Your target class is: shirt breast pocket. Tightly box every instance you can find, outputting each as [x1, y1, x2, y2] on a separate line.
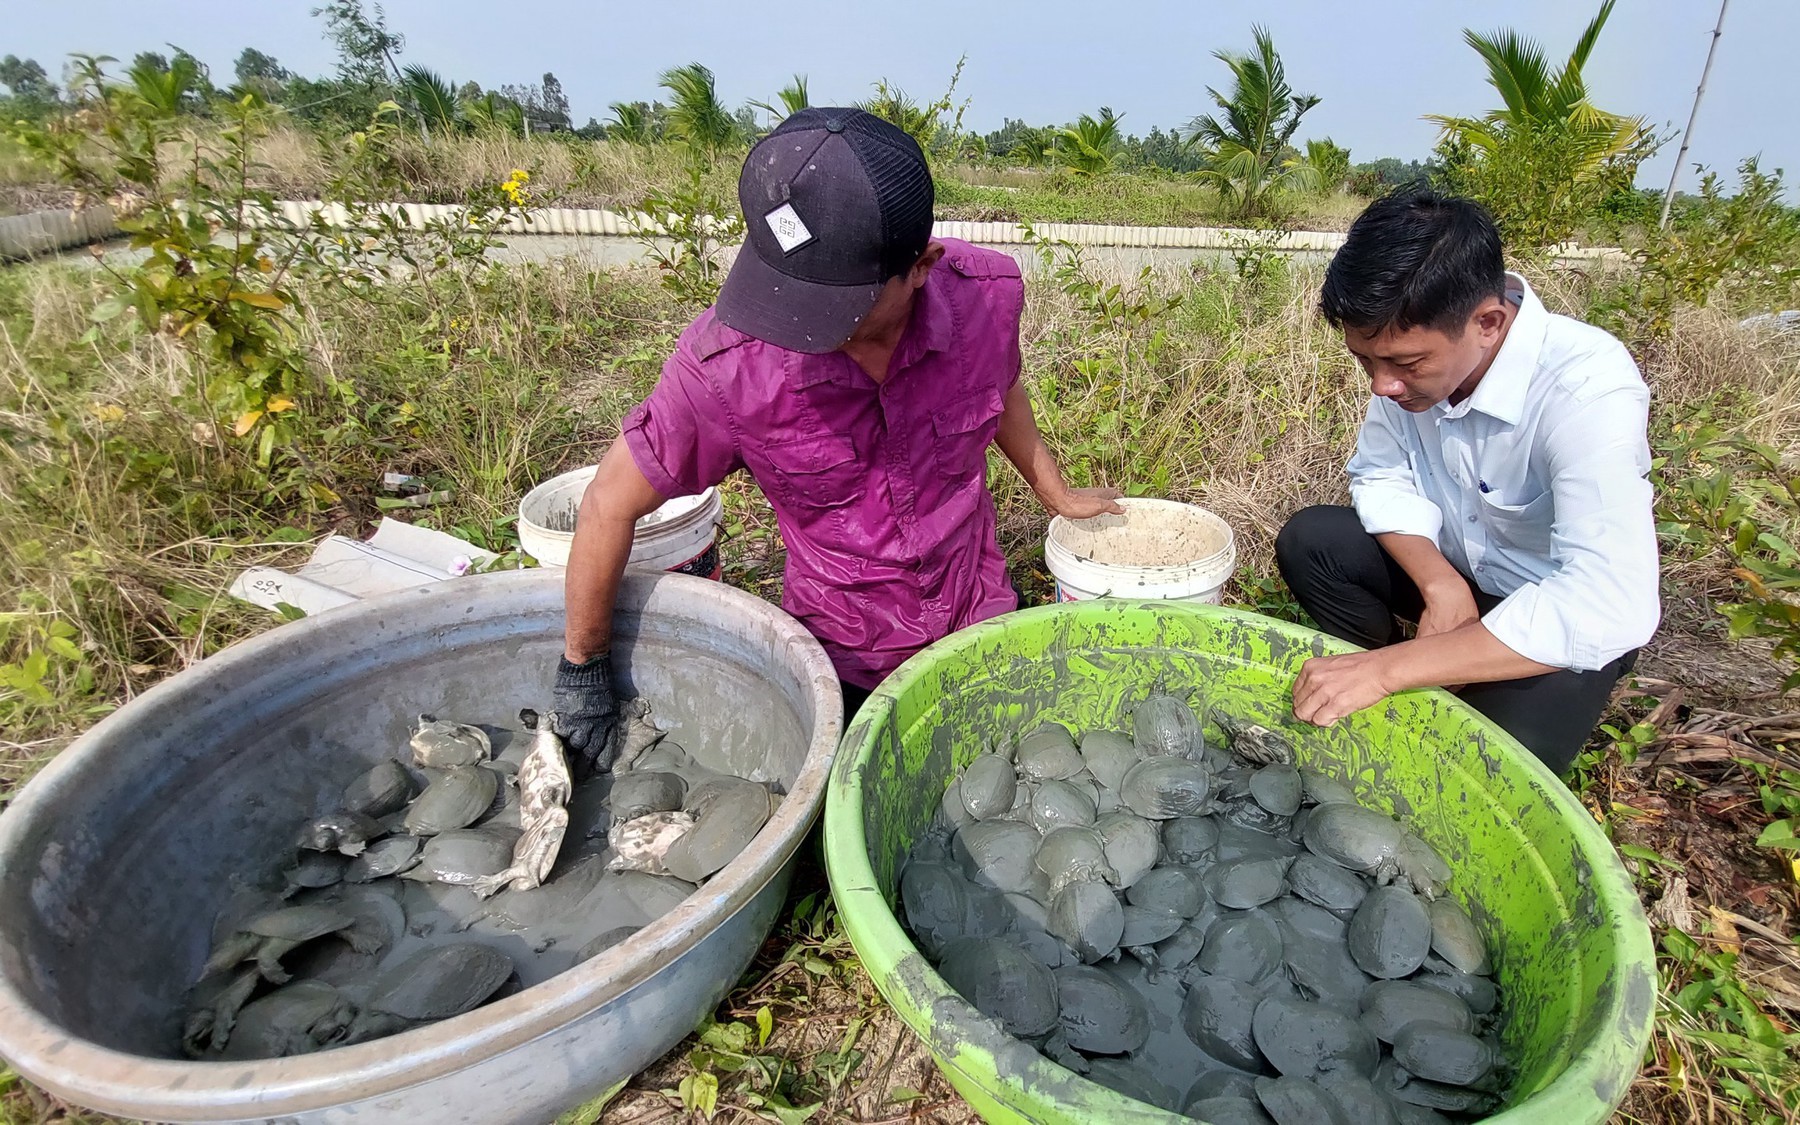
[931, 391, 1004, 481]
[762, 435, 865, 512]
[1476, 488, 1554, 555]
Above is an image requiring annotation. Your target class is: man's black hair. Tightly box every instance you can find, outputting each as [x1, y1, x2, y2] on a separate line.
[1319, 189, 1506, 336]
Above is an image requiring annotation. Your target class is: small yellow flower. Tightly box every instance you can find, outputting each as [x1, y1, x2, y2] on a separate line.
[511, 169, 529, 183]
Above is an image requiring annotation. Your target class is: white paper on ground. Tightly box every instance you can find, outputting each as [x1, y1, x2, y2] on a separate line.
[228, 518, 501, 616]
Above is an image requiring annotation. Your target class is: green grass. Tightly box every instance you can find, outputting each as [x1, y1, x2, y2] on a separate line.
[2, 238, 1798, 1123]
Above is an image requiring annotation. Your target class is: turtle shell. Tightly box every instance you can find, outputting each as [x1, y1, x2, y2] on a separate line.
[1118, 903, 1184, 947]
[664, 785, 775, 882]
[400, 827, 519, 885]
[1359, 980, 1475, 1044]
[1347, 886, 1432, 979]
[1118, 757, 1211, 819]
[1131, 693, 1202, 758]
[1303, 803, 1404, 879]
[1180, 971, 1266, 1072]
[1028, 779, 1097, 834]
[1254, 1075, 1352, 1125]
[217, 980, 354, 1060]
[401, 766, 499, 836]
[1078, 730, 1140, 792]
[1046, 881, 1124, 964]
[900, 861, 970, 956]
[409, 715, 492, 769]
[1205, 856, 1292, 910]
[1034, 826, 1118, 895]
[1397, 834, 1452, 901]
[1250, 764, 1304, 817]
[936, 937, 1060, 1040]
[1015, 722, 1084, 782]
[1124, 866, 1206, 918]
[1427, 897, 1490, 975]
[1298, 767, 1357, 808]
[344, 834, 422, 882]
[1253, 996, 1380, 1080]
[1197, 908, 1283, 983]
[954, 819, 1042, 895]
[245, 904, 355, 941]
[367, 943, 513, 1020]
[1053, 963, 1149, 1054]
[958, 754, 1018, 820]
[341, 759, 416, 820]
[607, 770, 687, 823]
[1287, 853, 1370, 917]
[1160, 815, 1220, 865]
[1094, 811, 1160, 889]
[1391, 1025, 1498, 1087]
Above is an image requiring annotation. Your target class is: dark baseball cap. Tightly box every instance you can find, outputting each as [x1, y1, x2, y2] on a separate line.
[715, 108, 935, 354]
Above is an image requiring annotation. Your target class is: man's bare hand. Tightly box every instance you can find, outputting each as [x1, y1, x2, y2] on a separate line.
[1292, 649, 1398, 727]
[1418, 580, 1480, 639]
[1049, 486, 1126, 520]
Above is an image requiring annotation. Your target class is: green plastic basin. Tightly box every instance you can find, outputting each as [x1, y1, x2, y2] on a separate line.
[823, 600, 1654, 1123]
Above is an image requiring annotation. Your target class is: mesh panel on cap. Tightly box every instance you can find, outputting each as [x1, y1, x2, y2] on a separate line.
[840, 115, 935, 278]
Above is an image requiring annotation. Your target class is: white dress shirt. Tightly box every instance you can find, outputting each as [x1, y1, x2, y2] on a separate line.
[1346, 273, 1660, 671]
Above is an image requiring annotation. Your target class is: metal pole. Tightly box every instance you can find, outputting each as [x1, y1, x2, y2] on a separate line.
[1660, 0, 1729, 229]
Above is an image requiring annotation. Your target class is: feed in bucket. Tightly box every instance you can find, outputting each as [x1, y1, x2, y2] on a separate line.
[1046, 498, 1236, 603]
[518, 465, 722, 577]
[905, 690, 1506, 1120]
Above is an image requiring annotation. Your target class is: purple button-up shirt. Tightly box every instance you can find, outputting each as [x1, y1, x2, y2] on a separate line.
[621, 238, 1023, 688]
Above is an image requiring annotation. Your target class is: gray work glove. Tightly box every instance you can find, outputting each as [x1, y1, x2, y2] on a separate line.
[552, 654, 623, 777]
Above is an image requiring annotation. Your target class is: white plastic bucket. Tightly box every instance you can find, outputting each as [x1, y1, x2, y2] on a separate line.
[518, 465, 723, 578]
[1045, 498, 1236, 603]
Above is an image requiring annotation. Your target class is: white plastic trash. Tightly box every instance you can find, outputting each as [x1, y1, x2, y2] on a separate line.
[1045, 498, 1236, 603]
[519, 465, 723, 577]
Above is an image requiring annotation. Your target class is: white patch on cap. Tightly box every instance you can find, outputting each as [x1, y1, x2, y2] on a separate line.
[764, 202, 814, 254]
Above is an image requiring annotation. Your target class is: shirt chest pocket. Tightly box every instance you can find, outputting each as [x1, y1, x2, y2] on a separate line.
[762, 434, 865, 512]
[1475, 488, 1554, 555]
[930, 390, 1004, 481]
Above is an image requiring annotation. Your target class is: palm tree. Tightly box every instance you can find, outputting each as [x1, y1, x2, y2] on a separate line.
[1290, 138, 1352, 195]
[1426, 0, 1645, 170]
[1185, 27, 1322, 219]
[659, 62, 740, 157]
[460, 90, 524, 137]
[1055, 108, 1125, 177]
[125, 51, 201, 118]
[1013, 128, 1054, 169]
[400, 64, 460, 138]
[861, 81, 937, 149]
[606, 101, 655, 145]
[750, 74, 810, 127]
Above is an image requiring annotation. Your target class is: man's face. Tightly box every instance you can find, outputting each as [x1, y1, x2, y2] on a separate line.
[1342, 301, 1507, 413]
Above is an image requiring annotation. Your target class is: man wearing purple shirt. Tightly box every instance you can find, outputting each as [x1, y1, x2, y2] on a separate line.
[550, 109, 1119, 772]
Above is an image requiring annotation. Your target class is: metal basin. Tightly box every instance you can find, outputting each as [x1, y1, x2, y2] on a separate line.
[0, 571, 840, 1123]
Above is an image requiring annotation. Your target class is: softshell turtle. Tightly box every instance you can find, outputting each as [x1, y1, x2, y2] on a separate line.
[1083, 1056, 1181, 1111]
[632, 740, 693, 775]
[409, 714, 492, 768]
[1217, 821, 1302, 864]
[1053, 963, 1149, 1054]
[401, 765, 499, 836]
[1347, 886, 1432, 979]
[1253, 996, 1380, 1080]
[1396, 834, 1452, 901]
[605, 869, 698, 926]
[1196, 909, 1282, 983]
[181, 966, 261, 1056]
[937, 937, 1060, 1040]
[664, 781, 776, 882]
[1034, 826, 1118, 896]
[1132, 692, 1202, 758]
[1427, 897, 1490, 975]
[1047, 880, 1124, 964]
[1304, 803, 1405, 882]
[1187, 1069, 1262, 1106]
[1093, 811, 1160, 889]
[341, 758, 416, 819]
[1183, 1096, 1275, 1125]
[578, 925, 642, 960]
[1359, 980, 1475, 1043]
[937, 779, 976, 832]
[1205, 857, 1291, 910]
[1386, 1101, 1455, 1125]
[470, 708, 575, 897]
[1299, 767, 1357, 808]
[959, 754, 1017, 820]
[613, 696, 666, 772]
[1142, 921, 1207, 974]
[1255, 1075, 1351, 1125]
[1118, 903, 1184, 948]
[1390, 1025, 1499, 1087]
[202, 903, 380, 984]
[1267, 895, 1350, 944]
[1277, 922, 1372, 1017]
[1118, 756, 1211, 819]
[1316, 1074, 1401, 1125]
[295, 810, 385, 857]
[282, 850, 349, 896]
[400, 826, 520, 885]
[608, 770, 687, 823]
[1015, 722, 1084, 782]
[1212, 709, 1297, 766]
[1180, 971, 1266, 1072]
[683, 776, 771, 819]
[1161, 815, 1220, 865]
[1124, 866, 1206, 918]
[1028, 779, 1097, 834]
[606, 809, 696, 874]
[1249, 764, 1304, 817]
[1078, 730, 1140, 792]
[1374, 1059, 1496, 1114]
[344, 834, 422, 882]
[342, 943, 513, 1042]
[459, 854, 608, 932]
[1411, 963, 1499, 1016]
[1287, 853, 1370, 917]
[566, 774, 615, 842]
[216, 980, 356, 1060]
[901, 861, 969, 956]
[954, 819, 1042, 895]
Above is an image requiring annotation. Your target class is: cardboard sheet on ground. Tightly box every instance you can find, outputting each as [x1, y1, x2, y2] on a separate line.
[229, 518, 500, 616]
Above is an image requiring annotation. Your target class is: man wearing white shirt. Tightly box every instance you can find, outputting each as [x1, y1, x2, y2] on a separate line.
[1275, 190, 1660, 773]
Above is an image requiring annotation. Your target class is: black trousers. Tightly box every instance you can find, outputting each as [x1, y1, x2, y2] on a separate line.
[1274, 505, 1635, 775]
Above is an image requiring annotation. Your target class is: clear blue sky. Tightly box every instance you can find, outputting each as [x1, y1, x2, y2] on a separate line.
[8, 0, 1794, 194]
